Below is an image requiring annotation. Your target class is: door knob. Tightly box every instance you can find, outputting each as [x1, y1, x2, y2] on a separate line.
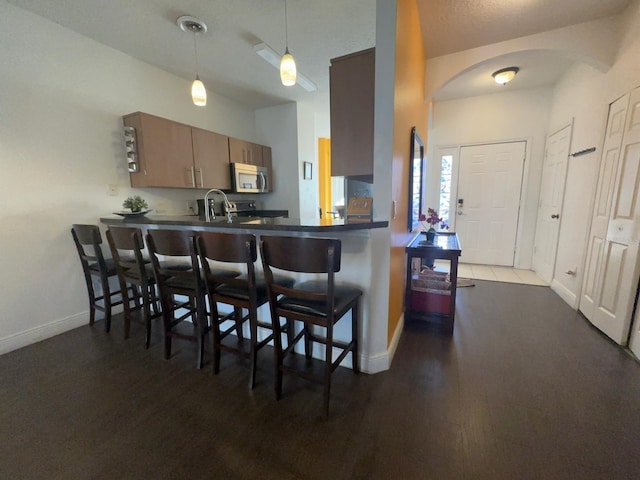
[551, 214, 560, 219]
[457, 211, 463, 215]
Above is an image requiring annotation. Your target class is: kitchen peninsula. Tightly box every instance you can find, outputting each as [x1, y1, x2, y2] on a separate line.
[101, 214, 389, 373]
[101, 213, 387, 232]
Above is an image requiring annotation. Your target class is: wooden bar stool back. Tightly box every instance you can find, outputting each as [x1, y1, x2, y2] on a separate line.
[260, 235, 362, 417]
[196, 231, 293, 388]
[106, 226, 159, 348]
[71, 224, 123, 332]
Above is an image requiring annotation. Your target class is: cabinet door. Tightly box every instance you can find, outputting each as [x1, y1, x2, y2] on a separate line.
[262, 146, 273, 191]
[330, 48, 375, 177]
[192, 128, 231, 190]
[230, 137, 264, 165]
[329, 49, 375, 176]
[124, 112, 194, 188]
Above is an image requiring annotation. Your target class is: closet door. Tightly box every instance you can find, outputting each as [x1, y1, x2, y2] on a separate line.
[580, 87, 640, 345]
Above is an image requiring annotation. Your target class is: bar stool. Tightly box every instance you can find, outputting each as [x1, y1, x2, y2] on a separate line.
[146, 229, 239, 369]
[71, 224, 124, 331]
[195, 231, 294, 388]
[106, 226, 159, 348]
[260, 235, 362, 417]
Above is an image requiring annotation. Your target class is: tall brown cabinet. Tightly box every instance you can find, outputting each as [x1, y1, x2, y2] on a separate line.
[330, 48, 375, 178]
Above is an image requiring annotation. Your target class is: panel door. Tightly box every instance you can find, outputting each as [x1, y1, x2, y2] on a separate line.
[192, 128, 230, 190]
[581, 87, 640, 345]
[580, 94, 630, 323]
[533, 124, 572, 283]
[455, 142, 526, 265]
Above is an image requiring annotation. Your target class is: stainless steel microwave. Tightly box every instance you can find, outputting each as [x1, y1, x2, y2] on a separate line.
[230, 162, 269, 193]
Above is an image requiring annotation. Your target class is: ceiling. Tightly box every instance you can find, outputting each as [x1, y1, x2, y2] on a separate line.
[5, 0, 633, 106]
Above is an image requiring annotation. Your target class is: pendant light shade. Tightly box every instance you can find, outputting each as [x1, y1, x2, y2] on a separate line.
[280, 48, 297, 86]
[191, 75, 207, 106]
[178, 16, 208, 107]
[280, 0, 296, 87]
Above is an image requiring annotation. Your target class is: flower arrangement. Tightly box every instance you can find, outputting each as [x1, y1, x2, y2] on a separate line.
[122, 195, 148, 213]
[420, 208, 449, 232]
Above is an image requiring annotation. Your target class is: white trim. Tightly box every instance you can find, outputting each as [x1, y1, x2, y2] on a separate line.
[360, 313, 404, 374]
[0, 311, 90, 356]
[550, 278, 579, 310]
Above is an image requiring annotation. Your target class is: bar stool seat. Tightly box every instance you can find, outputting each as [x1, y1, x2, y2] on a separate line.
[278, 280, 363, 317]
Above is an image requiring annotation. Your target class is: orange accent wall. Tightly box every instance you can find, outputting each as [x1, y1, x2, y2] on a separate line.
[387, 0, 429, 344]
[318, 138, 332, 218]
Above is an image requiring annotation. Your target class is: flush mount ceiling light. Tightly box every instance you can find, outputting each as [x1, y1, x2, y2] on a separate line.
[177, 15, 208, 107]
[254, 42, 317, 92]
[280, 0, 296, 86]
[492, 67, 519, 85]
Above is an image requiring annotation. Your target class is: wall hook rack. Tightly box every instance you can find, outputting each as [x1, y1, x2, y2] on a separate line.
[570, 147, 596, 157]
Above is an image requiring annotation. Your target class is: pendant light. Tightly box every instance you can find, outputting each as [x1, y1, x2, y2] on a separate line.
[280, 0, 297, 86]
[178, 16, 208, 106]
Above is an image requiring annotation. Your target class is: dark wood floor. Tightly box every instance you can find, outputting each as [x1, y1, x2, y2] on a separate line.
[2, 280, 640, 479]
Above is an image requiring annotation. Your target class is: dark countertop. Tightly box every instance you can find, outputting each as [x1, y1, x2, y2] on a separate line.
[101, 214, 388, 233]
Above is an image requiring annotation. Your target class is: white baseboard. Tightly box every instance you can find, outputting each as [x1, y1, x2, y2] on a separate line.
[550, 279, 579, 310]
[0, 311, 90, 356]
[360, 314, 404, 374]
[1, 308, 406, 376]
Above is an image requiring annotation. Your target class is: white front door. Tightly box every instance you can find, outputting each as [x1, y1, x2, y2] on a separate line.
[581, 87, 640, 346]
[533, 124, 572, 283]
[455, 142, 526, 265]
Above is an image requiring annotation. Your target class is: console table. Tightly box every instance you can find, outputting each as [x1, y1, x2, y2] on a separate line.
[405, 232, 462, 333]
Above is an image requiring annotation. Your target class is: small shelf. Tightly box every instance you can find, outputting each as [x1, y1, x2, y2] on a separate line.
[405, 233, 462, 332]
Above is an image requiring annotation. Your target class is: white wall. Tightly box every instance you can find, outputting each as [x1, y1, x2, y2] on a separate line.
[547, 0, 640, 308]
[0, 2, 260, 353]
[255, 103, 300, 217]
[296, 102, 320, 218]
[428, 87, 553, 269]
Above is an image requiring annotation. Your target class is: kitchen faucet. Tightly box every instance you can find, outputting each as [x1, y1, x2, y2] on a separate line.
[203, 189, 233, 222]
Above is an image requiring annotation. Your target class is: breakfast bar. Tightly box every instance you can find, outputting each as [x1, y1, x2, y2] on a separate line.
[101, 214, 389, 373]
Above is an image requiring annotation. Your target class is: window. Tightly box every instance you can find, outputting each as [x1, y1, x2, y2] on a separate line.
[439, 155, 453, 225]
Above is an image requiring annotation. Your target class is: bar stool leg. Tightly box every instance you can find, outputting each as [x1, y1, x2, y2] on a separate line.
[249, 310, 259, 389]
[352, 303, 359, 374]
[323, 324, 333, 418]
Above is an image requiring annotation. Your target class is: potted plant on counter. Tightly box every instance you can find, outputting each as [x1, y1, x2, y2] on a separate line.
[122, 195, 149, 213]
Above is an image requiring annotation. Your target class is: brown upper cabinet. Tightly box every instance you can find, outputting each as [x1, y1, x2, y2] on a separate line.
[330, 48, 375, 177]
[229, 137, 264, 166]
[123, 112, 272, 190]
[124, 112, 196, 188]
[262, 146, 273, 192]
[191, 127, 231, 190]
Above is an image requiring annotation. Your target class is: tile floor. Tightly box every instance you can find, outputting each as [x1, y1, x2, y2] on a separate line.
[434, 260, 548, 286]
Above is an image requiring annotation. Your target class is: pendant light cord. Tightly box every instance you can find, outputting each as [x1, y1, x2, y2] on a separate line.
[284, 0, 289, 52]
[192, 30, 200, 77]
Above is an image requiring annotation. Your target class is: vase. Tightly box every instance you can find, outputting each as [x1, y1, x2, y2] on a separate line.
[425, 229, 436, 242]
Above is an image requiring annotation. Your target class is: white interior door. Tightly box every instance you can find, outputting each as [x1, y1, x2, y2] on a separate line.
[456, 142, 526, 266]
[533, 124, 572, 283]
[581, 87, 640, 346]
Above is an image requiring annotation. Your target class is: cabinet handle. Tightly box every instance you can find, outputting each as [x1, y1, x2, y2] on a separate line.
[551, 214, 560, 219]
[187, 167, 195, 187]
[195, 168, 204, 188]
